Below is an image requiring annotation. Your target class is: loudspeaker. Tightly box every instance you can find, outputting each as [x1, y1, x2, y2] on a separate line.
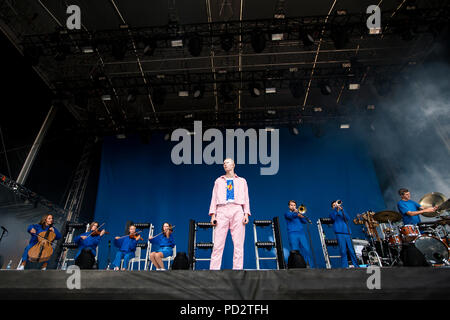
[172, 252, 189, 270]
[400, 245, 429, 267]
[288, 250, 306, 269]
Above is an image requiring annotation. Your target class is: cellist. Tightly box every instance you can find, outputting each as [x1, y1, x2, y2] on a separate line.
[17, 214, 62, 270]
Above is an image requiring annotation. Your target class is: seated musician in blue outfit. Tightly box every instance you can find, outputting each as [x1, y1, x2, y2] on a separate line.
[18, 214, 62, 270]
[73, 221, 106, 269]
[149, 222, 175, 271]
[112, 224, 144, 271]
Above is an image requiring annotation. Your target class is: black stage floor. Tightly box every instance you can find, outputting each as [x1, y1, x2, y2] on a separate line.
[0, 267, 449, 300]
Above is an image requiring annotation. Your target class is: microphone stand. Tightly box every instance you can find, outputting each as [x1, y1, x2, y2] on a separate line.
[0, 228, 7, 244]
[106, 240, 111, 270]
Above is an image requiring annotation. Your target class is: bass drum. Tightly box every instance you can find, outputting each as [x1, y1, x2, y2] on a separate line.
[412, 235, 449, 266]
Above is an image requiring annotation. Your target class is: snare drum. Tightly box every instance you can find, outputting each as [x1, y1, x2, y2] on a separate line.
[400, 225, 420, 242]
[387, 234, 402, 246]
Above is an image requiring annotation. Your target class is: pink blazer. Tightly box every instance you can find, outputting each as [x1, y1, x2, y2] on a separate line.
[208, 174, 251, 216]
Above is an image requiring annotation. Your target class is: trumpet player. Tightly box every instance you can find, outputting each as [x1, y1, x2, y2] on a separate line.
[284, 200, 315, 268]
[329, 200, 360, 268]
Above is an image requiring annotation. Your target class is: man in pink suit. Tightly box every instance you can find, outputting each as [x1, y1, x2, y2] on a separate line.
[209, 158, 251, 270]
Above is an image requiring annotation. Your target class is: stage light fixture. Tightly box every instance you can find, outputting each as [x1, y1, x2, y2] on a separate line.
[251, 29, 266, 53]
[171, 39, 183, 47]
[127, 89, 138, 103]
[220, 33, 234, 52]
[82, 46, 94, 54]
[289, 126, 300, 136]
[178, 90, 189, 97]
[192, 85, 205, 99]
[101, 94, 111, 101]
[271, 33, 284, 41]
[340, 123, 350, 129]
[320, 81, 332, 95]
[348, 83, 360, 90]
[289, 80, 304, 99]
[313, 107, 323, 112]
[248, 82, 262, 97]
[299, 27, 314, 46]
[265, 87, 277, 94]
[143, 37, 157, 56]
[188, 33, 203, 57]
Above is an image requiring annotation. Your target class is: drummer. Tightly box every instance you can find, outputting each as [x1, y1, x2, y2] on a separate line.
[397, 189, 438, 225]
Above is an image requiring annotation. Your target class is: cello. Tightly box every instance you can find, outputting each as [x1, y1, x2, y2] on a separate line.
[27, 225, 57, 263]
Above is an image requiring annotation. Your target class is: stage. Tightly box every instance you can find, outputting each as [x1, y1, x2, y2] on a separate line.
[1, 267, 449, 300]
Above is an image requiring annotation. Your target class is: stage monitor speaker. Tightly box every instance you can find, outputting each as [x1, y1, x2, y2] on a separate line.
[172, 252, 189, 270]
[288, 250, 306, 269]
[401, 245, 429, 267]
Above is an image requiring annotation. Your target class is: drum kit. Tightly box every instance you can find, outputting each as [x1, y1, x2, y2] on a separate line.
[352, 192, 450, 267]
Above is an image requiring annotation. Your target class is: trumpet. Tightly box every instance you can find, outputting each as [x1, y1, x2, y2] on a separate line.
[296, 204, 312, 223]
[297, 204, 307, 214]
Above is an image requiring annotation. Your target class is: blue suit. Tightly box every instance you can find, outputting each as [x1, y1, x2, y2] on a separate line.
[22, 224, 62, 262]
[112, 236, 140, 269]
[73, 232, 102, 260]
[329, 208, 359, 268]
[397, 200, 421, 225]
[284, 210, 315, 268]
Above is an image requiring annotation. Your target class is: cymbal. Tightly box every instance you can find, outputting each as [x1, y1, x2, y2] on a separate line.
[419, 192, 447, 217]
[373, 210, 402, 223]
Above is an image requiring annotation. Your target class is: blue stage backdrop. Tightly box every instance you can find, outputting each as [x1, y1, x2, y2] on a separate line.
[93, 125, 386, 269]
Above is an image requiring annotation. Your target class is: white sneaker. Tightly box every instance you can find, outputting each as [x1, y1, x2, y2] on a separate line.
[17, 265, 24, 270]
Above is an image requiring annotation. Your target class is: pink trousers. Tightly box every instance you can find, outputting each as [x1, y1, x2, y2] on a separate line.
[210, 203, 246, 270]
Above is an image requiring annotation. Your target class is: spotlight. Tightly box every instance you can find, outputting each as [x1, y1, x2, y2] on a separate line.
[251, 29, 266, 53]
[101, 94, 112, 101]
[320, 81, 332, 95]
[112, 41, 127, 60]
[178, 90, 189, 97]
[188, 33, 203, 57]
[248, 82, 262, 97]
[192, 85, 205, 99]
[152, 87, 167, 105]
[171, 39, 183, 47]
[289, 126, 300, 135]
[220, 33, 234, 52]
[143, 37, 157, 56]
[127, 89, 138, 103]
[219, 83, 235, 103]
[289, 80, 304, 99]
[348, 83, 360, 90]
[300, 27, 314, 46]
[340, 123, 350, 129]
